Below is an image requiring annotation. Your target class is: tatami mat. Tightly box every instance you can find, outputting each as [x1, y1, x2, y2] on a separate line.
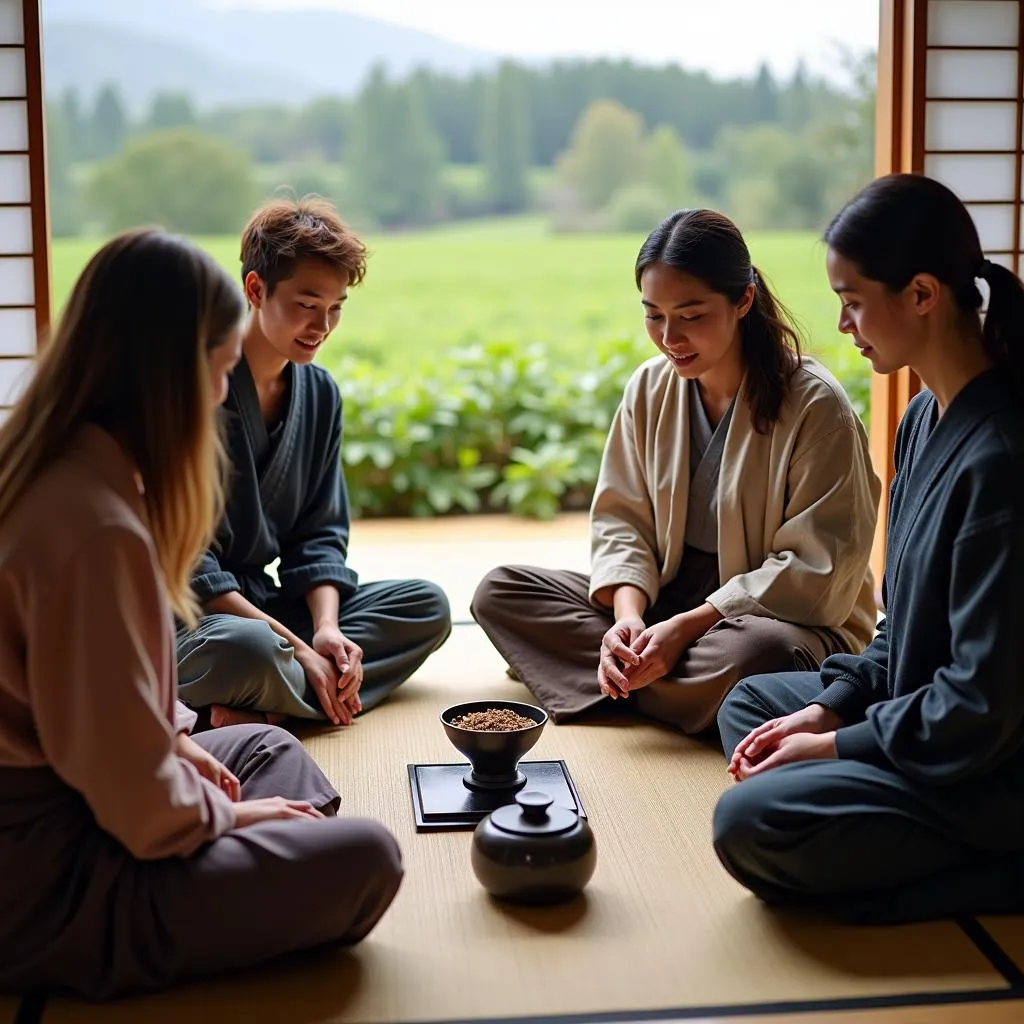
[42, 628, 1013, 1023]
[348, 512, 590, 623]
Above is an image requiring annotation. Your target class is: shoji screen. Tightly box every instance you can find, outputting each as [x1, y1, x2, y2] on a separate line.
[0, 0, 48, 425]
[923, 1, 1023, 274]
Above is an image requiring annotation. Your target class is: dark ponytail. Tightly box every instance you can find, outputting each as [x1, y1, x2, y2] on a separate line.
[825, 172, 1024, 395]
[635, 209, 801, 433]
[979, 259, 1024, 395]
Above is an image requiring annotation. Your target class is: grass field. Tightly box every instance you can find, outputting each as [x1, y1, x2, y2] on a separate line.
[49, 217, 868, 409]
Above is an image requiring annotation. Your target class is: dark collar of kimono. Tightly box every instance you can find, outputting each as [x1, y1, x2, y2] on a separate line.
[231, 356, 307, 508]
[886, 368, 1015, 584]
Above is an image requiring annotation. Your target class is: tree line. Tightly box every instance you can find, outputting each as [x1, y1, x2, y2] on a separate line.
[47, 52, 875, 237]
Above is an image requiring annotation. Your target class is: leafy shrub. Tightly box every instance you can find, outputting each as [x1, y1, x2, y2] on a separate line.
[337, 337, 644, 519]
[336, 338, 870, 520]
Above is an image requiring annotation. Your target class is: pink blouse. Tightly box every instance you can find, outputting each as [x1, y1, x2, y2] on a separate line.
[0, 424, 235, 857]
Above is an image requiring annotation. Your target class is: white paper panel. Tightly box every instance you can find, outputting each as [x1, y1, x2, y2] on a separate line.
[926, 101, 1018, 150]
[0, 1, 23, 46]
[0, 206, 30, 253]
[925, 153, 1016, 200]
[0, 154, 28, 202]
[0, 255, 32, 304]
[966, 203, 1015, 250]
[0, 48, 25, 98]
[0, 306, 34, 355]
[928, 1, 1019, 46]
[0, 357, 31, 405]
[0, 100, 26, 151]
[927, 50, 1018, 98]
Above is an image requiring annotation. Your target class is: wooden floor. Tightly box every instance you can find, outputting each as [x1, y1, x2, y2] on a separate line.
[23, 625, 1024, 1024]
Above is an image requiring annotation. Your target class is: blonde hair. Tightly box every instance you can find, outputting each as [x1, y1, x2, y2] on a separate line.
[0, 228, 244, 627]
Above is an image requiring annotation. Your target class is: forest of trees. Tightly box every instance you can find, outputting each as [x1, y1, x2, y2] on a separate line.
[46, 53, 876, 237]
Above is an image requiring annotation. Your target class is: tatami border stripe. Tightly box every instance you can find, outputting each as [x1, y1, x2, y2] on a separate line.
[16, 981, 1021, 1024]
[379, 987, 1021, 1024]
[958, 916, 1024, 988]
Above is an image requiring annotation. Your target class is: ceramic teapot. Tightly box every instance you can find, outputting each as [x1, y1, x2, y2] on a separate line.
[471, 790, 596, 904]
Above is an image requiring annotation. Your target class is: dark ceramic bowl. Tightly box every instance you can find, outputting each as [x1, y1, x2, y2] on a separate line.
[441, 699, 547, 790]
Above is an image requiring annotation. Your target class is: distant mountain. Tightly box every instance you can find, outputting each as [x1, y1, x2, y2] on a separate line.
[41, 0, 499, 109]
[43, 22, 313, 112]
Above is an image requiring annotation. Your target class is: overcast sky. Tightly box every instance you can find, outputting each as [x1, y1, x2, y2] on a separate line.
[220, 0, 881, 82]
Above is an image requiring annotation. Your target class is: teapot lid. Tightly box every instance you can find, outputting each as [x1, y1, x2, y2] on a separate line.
[490, 790, 578, 836]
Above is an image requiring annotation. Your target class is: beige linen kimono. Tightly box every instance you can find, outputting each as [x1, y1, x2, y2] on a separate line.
[473, 355, 881, 731]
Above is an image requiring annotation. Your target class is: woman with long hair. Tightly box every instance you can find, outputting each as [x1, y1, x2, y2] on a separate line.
[0, 229, 401, 1000]
[472, 209, 880, 734]
[715, 173, 1024, 922]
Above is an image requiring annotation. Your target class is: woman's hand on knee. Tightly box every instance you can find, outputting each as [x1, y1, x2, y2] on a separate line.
[627, 613, 705, 691]
[732, 731, 838, 781]
[233, 797, 325, 829]
[728, 704, 843, 779]
[175, 733, 241, 801]
[599, 617, 644, 698]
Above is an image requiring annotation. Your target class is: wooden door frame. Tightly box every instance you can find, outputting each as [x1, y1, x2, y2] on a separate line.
[870, 0, 926, 590]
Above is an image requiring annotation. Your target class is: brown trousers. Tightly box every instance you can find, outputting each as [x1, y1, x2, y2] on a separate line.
[0, 725, 403, 1001]
[471, 551, 848, 733]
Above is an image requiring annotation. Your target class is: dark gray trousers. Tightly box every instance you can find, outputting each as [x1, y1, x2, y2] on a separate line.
[177, 579, 451, 721]
[714, 672, 1024, 923]
[0, 725, 403, 1000]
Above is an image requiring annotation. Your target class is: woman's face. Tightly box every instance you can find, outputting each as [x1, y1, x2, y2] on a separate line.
[826, 248, 934, 375]
[208, 324, 243, 407]
[639, 261, 753, 380]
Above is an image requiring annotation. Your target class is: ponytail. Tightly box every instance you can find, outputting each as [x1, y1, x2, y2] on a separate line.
[742, 266, 802, 432]
[978, 259, 1024, 396]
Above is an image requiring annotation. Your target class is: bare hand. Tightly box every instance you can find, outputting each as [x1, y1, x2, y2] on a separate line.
[295, 643, 351, 726]
[312, 625, 364, 710]
[599, 616, 645, 698]
[233, 796, 325, 828]
[732, 731, 838, 780]
[729, 704, 843, 779]
[176, 733, 240, 801]
[626, 614, 702, 691]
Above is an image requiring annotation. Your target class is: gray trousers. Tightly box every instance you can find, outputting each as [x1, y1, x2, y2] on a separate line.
[177, 579, 451, 721]
[714, 672, 1024, 923]
[470, 553, 846, 731]
[0, 725, 403, 1000]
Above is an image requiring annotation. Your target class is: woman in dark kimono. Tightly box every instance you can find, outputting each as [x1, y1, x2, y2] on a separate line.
[713, 173, 1024, 923]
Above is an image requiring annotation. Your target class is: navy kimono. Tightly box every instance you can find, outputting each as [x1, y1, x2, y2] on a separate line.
[177, 358, 450, 721]
[713, 368, 1024, 923]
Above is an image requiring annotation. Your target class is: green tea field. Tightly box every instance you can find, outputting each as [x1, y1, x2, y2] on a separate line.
[49, 217, 868, 412]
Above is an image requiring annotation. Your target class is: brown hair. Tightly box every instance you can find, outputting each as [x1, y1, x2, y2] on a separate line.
[635, 209, 802, 432]
[240, 195, 368, 294]
[0, 228, 244, 628]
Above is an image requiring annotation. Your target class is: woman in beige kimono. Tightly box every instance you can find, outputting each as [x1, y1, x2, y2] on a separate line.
[0, 229, 401, 1000]
[472, 209, 881, 733]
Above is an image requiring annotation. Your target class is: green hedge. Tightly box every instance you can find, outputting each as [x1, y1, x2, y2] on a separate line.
[336, 339, 869, 520]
